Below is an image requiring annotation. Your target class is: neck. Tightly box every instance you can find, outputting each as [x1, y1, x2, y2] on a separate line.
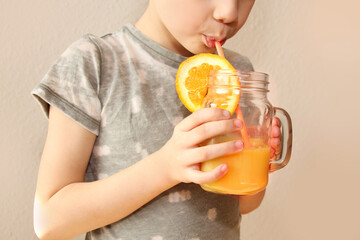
[135, 4, 192, 57]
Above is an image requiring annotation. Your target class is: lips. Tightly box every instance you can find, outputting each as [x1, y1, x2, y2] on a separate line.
[203, 35, 226, 48]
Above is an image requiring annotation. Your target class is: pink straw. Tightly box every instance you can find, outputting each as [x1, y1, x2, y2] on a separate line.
[215, 41, 252, 148]
[215, 41, 225, 58]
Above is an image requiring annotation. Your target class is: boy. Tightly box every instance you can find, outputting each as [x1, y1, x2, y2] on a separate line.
[32, 0, 276, 239]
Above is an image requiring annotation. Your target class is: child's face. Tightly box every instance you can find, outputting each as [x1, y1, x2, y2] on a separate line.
[151, 0, 255, 56]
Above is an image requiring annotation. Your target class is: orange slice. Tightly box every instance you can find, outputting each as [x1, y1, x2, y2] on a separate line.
[176, 53, 239, 113]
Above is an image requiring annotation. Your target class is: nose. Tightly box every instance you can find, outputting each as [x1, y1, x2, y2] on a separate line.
[213, 0, 238, 24]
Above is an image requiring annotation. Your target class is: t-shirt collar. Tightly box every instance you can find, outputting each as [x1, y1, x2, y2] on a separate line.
[124, 23, 188, 67]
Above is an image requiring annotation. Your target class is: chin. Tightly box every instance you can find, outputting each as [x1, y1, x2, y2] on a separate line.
[189, 46, 216, 55]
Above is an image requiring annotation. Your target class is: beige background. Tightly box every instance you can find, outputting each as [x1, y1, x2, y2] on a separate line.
[1, 0, 359, 239]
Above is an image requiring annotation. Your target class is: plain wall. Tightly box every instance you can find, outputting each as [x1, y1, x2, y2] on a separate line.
[1, 0, 359, 239]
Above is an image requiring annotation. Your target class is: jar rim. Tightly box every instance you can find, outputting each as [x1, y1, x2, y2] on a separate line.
[208, 69, 269, 82]
[207, 70, 270, 92]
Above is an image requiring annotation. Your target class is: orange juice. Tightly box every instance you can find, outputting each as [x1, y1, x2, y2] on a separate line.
[201, 137, 270, 195]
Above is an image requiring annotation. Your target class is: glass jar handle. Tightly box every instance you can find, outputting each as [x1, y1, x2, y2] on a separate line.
[269, 107, 293, 173]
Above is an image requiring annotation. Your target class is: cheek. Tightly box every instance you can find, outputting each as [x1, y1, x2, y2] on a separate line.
[158, 0, 207, 34]
[237, 1, 255, 26]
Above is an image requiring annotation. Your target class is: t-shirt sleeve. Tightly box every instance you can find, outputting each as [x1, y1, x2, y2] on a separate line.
[31, 35, 102, 135]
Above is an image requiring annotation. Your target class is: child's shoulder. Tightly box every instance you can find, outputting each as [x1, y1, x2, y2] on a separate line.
[58, 34, 103, 63]
[223, 48, 254, 71]
[65, 24, 132, 55]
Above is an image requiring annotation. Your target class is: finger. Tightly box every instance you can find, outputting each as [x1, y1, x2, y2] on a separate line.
[188, 164, 228, 184]
[185, 140, 243, 165]
[177, 108, 231, 132]
[271, 125, 281, 138]
[270, 147, 276, 160]
[272, 117, 281, 128]
[186, 118, 242, 146]
[270, 137, 281, 148]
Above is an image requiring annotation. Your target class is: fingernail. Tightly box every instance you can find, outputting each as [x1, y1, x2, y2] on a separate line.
[234, 119, 242, 128]
[235, 140, 243, 150]
[220, 164, 228, 172]
[222, 110, 231, 118]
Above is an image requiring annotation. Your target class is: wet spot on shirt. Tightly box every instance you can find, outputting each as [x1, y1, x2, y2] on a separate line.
[156, 87, 164, 97]
[168, 190, 192, 203]
[151, 236, 163, 240]
[135, 142, 149, 158]
[207, 208, 217, 221]
[93, 145, 111, 157]
[131, 95, 142, 114]
[98, 173, 109, 180]
[137, 68, 147, 84]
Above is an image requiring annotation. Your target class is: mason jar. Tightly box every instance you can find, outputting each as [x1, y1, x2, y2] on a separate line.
[200, 70, 293, 195]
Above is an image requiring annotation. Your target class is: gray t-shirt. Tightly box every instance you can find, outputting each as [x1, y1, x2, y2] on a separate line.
[32, 24, 254, 240]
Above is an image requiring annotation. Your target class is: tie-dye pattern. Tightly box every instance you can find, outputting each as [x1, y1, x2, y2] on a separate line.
[32, 24, 254, 240]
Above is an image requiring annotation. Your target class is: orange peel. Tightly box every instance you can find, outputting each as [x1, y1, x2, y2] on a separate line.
[176, 53, 239, 113]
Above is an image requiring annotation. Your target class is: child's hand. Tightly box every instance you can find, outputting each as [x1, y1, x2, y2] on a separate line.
[269, 117, 282, 161]
[158, 108, 244, 185]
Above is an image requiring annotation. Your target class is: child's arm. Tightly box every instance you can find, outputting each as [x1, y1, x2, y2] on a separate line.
[238, 189, 266, 214]
[34, 106, 243, 239]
